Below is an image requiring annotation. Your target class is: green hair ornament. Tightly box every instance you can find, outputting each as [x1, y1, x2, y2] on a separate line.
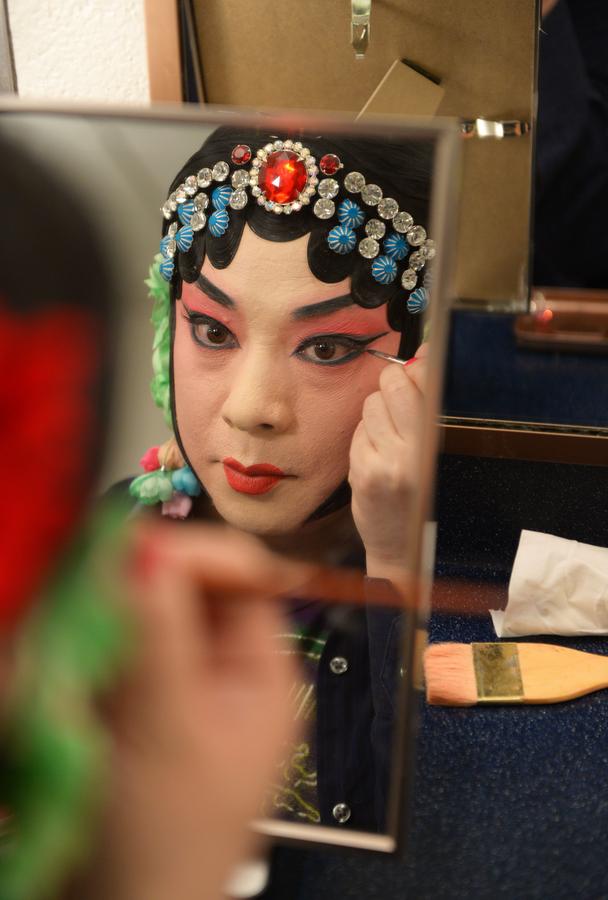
[145, 254, 172, 429]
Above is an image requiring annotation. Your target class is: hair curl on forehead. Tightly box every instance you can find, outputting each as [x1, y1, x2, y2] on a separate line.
[165, 126, 433, 358]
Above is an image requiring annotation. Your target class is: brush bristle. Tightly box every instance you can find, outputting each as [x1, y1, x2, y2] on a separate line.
[424, 643, 478, 706]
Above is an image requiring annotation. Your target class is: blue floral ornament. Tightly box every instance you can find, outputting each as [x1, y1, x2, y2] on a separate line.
[129, 469, 174, 505]
[337, 199, 365, 229]
[208, 209, 230, 237]
[327, 225, 356, 255]
[371, 255, 398, 284]
[178, 200, 195, 225]
[176, 225, 194, 252]
[159, 258, 175, 282]
[212, 185, 233, 210]
[159, 235, 176, 259]
[172, 466, 202, 497]
[383, 233, 409, 261]
[407, 287, 428, 314]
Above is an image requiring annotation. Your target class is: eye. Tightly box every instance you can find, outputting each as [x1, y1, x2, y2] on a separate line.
[294, 332, 388, 367]
[298, 338, 361, 364]
[183, 310, 239, 350]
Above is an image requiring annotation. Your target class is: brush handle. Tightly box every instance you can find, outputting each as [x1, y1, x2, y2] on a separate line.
[517, 643, 608, 703]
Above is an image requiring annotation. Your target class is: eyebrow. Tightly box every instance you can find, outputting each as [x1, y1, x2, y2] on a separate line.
[195, 273, 353, 319]
[195, 273, 236, 309]
[292, 294, 354, 320]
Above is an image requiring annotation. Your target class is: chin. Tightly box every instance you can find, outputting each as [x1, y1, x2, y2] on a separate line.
[205, 479, 334, 536]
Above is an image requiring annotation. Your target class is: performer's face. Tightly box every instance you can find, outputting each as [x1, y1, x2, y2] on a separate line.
[173, 226, 400, 535]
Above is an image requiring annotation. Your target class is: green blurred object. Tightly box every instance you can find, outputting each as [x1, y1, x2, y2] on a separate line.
[0, 501, 132, 900]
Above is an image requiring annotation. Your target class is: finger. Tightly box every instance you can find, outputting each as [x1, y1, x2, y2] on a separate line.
[403, 354, 427, 393]
[131, 522, 309, 598]
[360, 390, 402, 455]
[378, 363, 423, 441]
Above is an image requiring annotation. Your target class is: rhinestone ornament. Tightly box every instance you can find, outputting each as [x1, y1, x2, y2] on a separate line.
[314, 198, 335, 219]
[401, 269, 418, 290]
[422, 239, 436, 259]
[231, 144, 252, 165]
[194, 193, 209, 212]
[393, 211, 414, 233]
[359, 237, 380, 259]
[231, 169, 250, 189]
[229, 190, 248, 210]
[328, 225, 357, 254]
[371, 255, 398, 284]
[259, 150, 308, 205]
[344, 171, 365, 193]
[407, 225, 427, 246]
[408, 251, 426, 271]
[318, 178, 339, 199]
[185, 175, 198, 196]
[378, 197, 399, 220]
[197, 168, 213, 188]
[338, 199, 365, 228]
[190, 212, 206, 231]
[361, 183, 383, 206]
[212, 161, 230, 182]
[365, 219, 386, 239]
[320, 153, 341, 175]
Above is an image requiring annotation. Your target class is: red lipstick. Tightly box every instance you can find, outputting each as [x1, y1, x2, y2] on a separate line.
[222, 457, 286, 495]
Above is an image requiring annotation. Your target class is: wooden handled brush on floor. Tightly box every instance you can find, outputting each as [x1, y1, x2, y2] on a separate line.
[424, 642, 608, 706]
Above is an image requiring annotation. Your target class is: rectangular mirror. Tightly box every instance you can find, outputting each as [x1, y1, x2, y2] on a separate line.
[0, 103, 459, 853]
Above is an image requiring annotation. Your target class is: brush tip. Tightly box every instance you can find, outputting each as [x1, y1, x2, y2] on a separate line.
[424, 643, 478, 706]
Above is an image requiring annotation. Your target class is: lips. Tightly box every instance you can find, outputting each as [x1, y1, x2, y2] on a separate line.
[222, 457, 286, 495]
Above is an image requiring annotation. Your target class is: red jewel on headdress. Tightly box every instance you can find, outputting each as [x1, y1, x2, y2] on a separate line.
[259, 150, 308, 204]
[231, 144, 252, 165]
[319, 153, 341, 175]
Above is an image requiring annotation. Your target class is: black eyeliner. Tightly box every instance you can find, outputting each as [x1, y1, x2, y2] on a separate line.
[293, 331, 390, 367]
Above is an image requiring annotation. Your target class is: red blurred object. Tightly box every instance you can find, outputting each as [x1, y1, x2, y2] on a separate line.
[0, 304, 98, 632]
[259, 150, 308, 204]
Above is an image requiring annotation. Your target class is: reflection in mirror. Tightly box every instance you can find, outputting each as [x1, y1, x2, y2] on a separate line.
[0, 108, 458, 852]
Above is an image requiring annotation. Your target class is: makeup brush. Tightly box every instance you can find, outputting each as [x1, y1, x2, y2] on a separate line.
[424, 641, 608, 706]
[366, 348, 416, 366]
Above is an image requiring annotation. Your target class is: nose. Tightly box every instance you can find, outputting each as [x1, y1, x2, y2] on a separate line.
[220, 349, 294, 434]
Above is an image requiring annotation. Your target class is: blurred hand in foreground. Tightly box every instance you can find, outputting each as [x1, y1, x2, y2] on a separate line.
[70, 523, 300, 900]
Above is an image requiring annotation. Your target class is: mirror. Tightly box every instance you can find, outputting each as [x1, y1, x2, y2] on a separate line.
[0, 104, 459, 852]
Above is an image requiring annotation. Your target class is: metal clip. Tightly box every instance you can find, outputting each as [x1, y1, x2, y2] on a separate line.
[352, 0, 371, 59]
[460, 118, 531, 139]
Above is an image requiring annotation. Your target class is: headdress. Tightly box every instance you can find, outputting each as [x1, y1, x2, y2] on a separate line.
[158, 138, 434, 315]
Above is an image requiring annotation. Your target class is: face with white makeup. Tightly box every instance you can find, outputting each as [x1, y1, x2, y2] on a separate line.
[172, 225, 402, 535]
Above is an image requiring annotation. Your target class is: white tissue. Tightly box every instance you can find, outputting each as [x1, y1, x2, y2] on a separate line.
[490, 530, 608, 637]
